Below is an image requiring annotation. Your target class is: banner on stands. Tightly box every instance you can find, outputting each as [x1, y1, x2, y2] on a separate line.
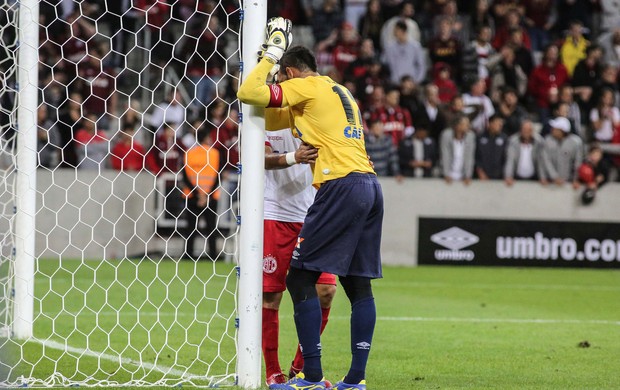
[418, 217, 620, 268]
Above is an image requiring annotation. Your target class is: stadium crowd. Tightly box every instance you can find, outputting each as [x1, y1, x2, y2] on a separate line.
[2, 0, 619, 192]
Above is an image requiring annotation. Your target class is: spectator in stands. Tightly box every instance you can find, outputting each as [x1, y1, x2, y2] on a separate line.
[380, 1, 421, 50]
[398, 75, 421, 118]
[504, 118, 545, 186]
[428, 17, 462, 81]
[358, 0, 384, 50]
[560, 20, 589, 77]
[440, 114, 476, 185]
[363, 84, 386, 120]
[589, 88, 620, 144]
[556, 0, 597, 35]
[154, 122, 186, 174]
[492, 8, 531, 51]
[558, 85, 584, 139]
[413, 83, 448, 142]
[346, 37, 379, 79]
[444, 93, 466, 126]
[597, 28, 620, 67]
[461, 25, 495, 88]
[332, 22, 361, 78]
[433, 0, 470, 44]
[183, 15, 227, 110]
[572, 44, 604, 114]
[37, 105, 61, 169]
[475, 114, 507, 180]
[506, 27, 534, 76]
[578, 143, 610, 190]
[470, 0, 495, 37]
[149, 89, 186, 134]
[182, 127, 221, 260]
[540, 116, 584, 187]
[364, 119, 402, 179]
[110, 124, 158, 173]
[528, 44, 569, 123]
[311, 0, 344, 43]
[462, 78, 495, 135]
[78, 44, 117, 127]
[366, 87, 415, 146]
[487, 45, 528, 103]
[594, 64, 620, 105]
[496, 87, 527, 136]
[74, 115, 109, 170]
[522, 0, 555, 53]
[62, 11, 96, 65]
[431, 62, 458, 105]
[541, 102, 581, 137]
[382, 20, 427, 86]
[600, 0, 620, 34]
[398, 125, 437, 178]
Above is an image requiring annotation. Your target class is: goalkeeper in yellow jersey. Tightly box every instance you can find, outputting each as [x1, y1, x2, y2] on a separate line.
[238, 17, 383, 390]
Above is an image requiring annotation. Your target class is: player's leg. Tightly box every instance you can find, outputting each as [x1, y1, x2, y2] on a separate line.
[338, 275, 375, 386]
[285, 266, 322, 382]
[335, 174, 383, 389]
[290, 276, 336, 378]
[263, 220, 300, 386]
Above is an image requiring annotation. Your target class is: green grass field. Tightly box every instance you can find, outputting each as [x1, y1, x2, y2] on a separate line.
[2, 260, 620, 389]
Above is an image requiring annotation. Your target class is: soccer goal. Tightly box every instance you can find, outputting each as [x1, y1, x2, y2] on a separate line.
[0, 0, 266, 387]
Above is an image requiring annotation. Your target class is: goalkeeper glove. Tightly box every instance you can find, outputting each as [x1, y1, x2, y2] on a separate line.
[263, 17, 292, 63]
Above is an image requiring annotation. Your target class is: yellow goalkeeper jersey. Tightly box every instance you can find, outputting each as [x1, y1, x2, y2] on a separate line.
[277, 76, 374, 187]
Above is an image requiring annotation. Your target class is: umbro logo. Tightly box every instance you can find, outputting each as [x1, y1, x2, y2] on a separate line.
[431, 227, 479, 251]
[356, 341, 371, 350]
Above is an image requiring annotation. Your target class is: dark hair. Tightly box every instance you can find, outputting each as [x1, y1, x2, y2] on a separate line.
[280, 46, 317, 73]
[196, 127, 214, 144]
[395, 20, 408, 32]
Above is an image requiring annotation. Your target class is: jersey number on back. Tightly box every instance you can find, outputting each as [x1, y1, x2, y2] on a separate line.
[332, 85, 364, 140]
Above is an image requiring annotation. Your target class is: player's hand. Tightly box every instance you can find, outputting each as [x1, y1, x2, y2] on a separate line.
[295, 142, 318, 164]
[263, 17, 292, 63]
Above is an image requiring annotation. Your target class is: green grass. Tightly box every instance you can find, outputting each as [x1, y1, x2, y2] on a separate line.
[2, 261, 620, 389]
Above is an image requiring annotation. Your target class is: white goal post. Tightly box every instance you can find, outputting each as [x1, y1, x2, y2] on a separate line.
[0, 0, 266, 387]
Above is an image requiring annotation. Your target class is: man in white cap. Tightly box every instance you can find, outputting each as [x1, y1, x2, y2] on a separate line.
[540, 116, 584, 188]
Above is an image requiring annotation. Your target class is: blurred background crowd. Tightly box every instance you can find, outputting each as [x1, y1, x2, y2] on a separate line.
[1, 0, 620, 192]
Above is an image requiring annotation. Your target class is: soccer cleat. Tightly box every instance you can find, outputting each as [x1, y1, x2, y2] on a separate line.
[332, 379, 366, 390]
[266, 372, 288, 386]
[269, 373, 327, 389]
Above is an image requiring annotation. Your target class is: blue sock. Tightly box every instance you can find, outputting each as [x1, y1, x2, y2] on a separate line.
[344, 296, 376, 384]
[293, 297, 323, 382]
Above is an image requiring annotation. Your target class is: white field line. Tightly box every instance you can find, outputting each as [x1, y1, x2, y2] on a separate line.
[34, 311, 620, 326]
[34, 278, 620, 291]
[31, 338, 203, 379]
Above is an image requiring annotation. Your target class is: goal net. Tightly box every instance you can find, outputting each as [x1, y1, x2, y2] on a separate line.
[0, 0, 258, 386]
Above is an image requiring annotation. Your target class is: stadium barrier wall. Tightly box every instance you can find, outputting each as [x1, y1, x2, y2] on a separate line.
[378, 178, 620, 266]
[32, 171, 620, 264]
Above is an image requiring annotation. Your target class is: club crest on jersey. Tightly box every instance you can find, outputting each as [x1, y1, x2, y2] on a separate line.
[263, 255, 277, 274]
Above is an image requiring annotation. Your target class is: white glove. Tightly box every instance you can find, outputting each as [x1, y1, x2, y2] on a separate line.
[263, 17, 292, 63]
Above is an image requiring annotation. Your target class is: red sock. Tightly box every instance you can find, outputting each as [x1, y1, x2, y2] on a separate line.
[292, 307, 331, 371]
[262, 307, 281, 377]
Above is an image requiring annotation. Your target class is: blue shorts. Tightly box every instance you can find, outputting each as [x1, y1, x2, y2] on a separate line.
[291, 173, 383, 278]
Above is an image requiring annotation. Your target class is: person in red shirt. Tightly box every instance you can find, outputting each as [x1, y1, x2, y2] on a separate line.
[78, 45, 117, 124]
[366, 87, 414, 146]
[74, 115, 109, 170]
[154, 122, 186, 174]
[331, 22, 360, 78]
[492, 8, 532, 51]
[527, 44, 569, 123]
[432, 62, 458, 105]
[110, 123, 158, 173]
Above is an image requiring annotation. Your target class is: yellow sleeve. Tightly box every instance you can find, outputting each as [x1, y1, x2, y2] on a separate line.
[265, 107, 291, 131]
[237, 58, 289, 107]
